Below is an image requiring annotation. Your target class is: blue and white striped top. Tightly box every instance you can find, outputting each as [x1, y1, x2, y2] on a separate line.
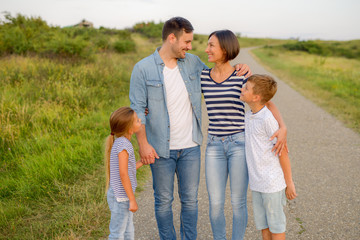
[201, 69, 247, 136]
[110, 137, 137, 201]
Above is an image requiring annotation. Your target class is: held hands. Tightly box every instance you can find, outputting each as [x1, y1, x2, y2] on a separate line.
[129, 199, 138, 213]
[139, 142, 159, 165]
[270, 126, 288, 156]
[234, 64, 252, 78]
[285, 181, 297, 200]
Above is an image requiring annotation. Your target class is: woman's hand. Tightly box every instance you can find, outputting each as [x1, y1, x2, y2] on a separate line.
[234, 63, 252, 78]
[270, 126, 288, 156]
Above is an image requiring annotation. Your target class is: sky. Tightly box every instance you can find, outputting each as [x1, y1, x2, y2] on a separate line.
[1, 0, 360, 41]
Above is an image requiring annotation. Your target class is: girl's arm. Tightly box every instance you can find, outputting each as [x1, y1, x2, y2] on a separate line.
[278, 150, 297, 200]
[136, 160, 143, 170]
[118, 150, 138, 213]
[266, 100, 288, 156]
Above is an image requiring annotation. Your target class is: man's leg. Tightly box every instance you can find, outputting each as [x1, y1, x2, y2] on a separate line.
[150, 153, 177, 240]
[176, 146, 201, 240]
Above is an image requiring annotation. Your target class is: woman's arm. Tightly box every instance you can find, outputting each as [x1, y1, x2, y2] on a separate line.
[266, 100, 288, 156]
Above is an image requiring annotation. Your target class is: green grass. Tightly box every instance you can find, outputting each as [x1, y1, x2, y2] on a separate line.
[252, 47, 360, 133]
[0, 34, 156, 239]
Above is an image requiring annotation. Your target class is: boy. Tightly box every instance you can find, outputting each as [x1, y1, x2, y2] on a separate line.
[240, 74, 297, 240]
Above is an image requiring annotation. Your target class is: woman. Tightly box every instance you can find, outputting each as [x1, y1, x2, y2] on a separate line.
[201, 30, 287, 240]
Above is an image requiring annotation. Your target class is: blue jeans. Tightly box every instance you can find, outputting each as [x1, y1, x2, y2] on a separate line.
[150, 145, 201, 240]
[205, 132, 248, 240]
[107, 186, 134, 240]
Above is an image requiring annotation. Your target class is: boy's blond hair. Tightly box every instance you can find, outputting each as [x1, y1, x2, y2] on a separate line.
[247, 74, 277, 104]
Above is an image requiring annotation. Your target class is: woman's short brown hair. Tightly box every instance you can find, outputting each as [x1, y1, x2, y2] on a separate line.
[209, 30, 240, 62]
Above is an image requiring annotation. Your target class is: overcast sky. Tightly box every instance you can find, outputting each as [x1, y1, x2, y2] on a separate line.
[1, 0, 359, 40]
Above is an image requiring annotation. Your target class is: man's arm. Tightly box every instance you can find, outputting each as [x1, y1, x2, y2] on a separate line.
[279, 150, 297, 200]
[135, 125, 158, 165]
[129, 64, 159, 164]
[266, 100, 288, 156]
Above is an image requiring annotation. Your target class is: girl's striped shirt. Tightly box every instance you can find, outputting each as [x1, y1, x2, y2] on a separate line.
[110, 136, 137, 202]
[201, 69, 247, 136]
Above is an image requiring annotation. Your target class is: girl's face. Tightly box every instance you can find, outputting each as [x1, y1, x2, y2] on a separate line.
[205, 35, 225, 63]
[131, 112, 142, 133]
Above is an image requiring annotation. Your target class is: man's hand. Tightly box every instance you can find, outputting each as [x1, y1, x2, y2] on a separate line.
[139, 142, 159, 165]
[270, 126, 288, 156]
[234, 63, 252, 78]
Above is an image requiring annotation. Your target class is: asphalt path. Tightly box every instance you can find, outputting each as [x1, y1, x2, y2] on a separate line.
[133, 48, 360, 239]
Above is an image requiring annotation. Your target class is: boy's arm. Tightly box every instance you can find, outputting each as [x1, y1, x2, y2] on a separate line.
[118, 150, 138, 212]
[279, 150, 297, 200]
[266, 100, 288, 156]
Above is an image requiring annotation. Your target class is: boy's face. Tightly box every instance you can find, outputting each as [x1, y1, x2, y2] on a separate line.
[240, 81, 256, 103]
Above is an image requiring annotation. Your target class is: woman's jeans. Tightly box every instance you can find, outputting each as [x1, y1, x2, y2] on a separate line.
[150, 145, 201, 240]
[205, 132, 248, 240]
[107, 186, 134, 240]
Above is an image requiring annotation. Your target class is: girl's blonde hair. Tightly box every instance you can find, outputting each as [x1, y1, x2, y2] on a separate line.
[104, 107, 135, 193]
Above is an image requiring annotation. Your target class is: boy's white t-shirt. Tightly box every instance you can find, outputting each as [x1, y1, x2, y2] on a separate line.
[245, 106, 286, 193]
[163, 65, 197, 149]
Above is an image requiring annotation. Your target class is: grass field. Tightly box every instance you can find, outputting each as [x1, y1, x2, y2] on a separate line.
[0, 33, 159, 239]
[252, 46, 360, 133]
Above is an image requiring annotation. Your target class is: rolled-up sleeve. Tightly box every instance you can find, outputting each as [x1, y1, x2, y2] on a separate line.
[129, 63, 147, 125]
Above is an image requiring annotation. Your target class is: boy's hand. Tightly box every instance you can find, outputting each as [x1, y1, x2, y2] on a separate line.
[285, 181, 297, 200]
[234, 64, 252, 78]
[129, 200, 138, 213]
[270, 126, 288, 156]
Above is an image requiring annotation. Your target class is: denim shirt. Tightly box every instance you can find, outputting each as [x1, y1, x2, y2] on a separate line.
[129, 48, 207, 158]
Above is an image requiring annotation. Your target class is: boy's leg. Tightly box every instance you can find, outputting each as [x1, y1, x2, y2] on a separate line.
[261, 228, 271, 240]
[263, 190, 287, 238]
[176, 146, 201, 240]
[150, 153, 177, 240]
[271, 232, 286, 240]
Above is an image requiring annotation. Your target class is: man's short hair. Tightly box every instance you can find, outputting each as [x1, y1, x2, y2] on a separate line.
[208, 30, 240, 62]
[162, 17, 194, 41]
[247, 74, 277, 104]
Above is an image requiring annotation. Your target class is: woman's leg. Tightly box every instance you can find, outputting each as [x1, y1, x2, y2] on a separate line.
[228, 132, 248, 240]
[205, 136, 228, 239]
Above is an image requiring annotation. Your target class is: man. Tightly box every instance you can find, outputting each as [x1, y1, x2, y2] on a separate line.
[129, 17, 250, 239]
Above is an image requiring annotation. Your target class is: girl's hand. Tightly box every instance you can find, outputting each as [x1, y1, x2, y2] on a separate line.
[129, 200, 138, 213]
[285, 181, 297, 200]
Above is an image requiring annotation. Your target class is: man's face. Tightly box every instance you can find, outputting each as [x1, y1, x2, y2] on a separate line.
[172, 31, 193, 59]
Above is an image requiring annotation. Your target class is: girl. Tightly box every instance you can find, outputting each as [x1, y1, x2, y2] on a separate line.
[104, 106, 143, 240]
[201, 30, 287, 240]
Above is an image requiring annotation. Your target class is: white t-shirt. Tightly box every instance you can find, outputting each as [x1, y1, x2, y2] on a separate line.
[245, 106, 286, 193]
[163, 65, 197, 149]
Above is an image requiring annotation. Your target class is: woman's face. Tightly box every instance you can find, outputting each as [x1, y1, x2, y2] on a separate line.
[205, 35, 225, 63]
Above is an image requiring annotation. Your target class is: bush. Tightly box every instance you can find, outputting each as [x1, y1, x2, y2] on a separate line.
[0, 13, 136, 58]
[133, 21, 164, 39]
[113, 39, 136, 53]
[281, 40, 360, 59]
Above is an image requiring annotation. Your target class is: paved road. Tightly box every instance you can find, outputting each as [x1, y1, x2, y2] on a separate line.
[134, 48, 360, 239]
